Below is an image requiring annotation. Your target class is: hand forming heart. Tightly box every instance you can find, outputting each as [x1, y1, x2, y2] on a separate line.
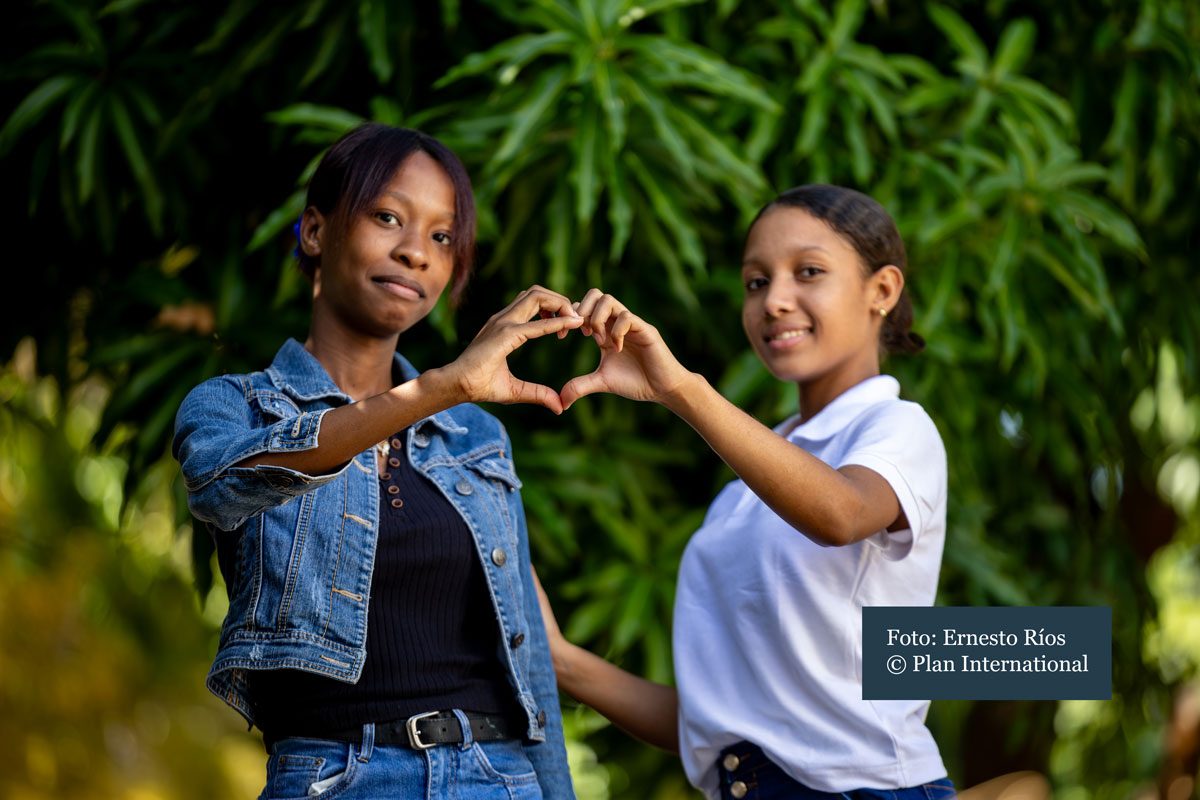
[444, 285, 692, 415]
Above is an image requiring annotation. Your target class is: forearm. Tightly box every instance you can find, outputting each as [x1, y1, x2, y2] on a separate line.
[662, 373, 887, 545]
[239, 367, 462, 474]
[553, 641, 679, 753]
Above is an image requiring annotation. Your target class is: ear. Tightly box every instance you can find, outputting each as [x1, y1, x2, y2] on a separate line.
[299, 207, 325, 259]
[868, 264, 904, 315]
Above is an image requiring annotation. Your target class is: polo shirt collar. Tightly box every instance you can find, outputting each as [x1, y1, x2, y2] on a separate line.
[779, 374, 900, 442]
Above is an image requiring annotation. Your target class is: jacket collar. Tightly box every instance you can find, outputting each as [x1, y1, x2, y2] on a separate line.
[776, 374, 900, 442]
[264, 338, 467, 435]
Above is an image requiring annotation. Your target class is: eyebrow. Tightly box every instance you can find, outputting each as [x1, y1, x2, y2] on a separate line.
[742, 245, 831, 268]
[382, 192, 455, 221]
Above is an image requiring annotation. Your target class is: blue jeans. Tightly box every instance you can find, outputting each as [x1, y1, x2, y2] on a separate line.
[260, 716, 543, 799]
[718, 742, 956, 800]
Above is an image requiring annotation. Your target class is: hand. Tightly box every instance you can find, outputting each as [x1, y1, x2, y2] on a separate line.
[559, 288, 693, 410]
[446, 286, 583, 414]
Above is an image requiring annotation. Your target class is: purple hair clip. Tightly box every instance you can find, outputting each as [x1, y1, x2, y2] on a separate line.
[292, 215, 303, 261]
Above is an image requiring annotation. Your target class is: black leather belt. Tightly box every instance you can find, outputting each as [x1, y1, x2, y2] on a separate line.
[265, 711, 519, 752]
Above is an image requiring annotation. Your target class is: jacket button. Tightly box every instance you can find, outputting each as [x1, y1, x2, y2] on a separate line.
[390, 438, 403, 450]
[536, 709, 546, 727]
[730, 781, 748, 798]
[413, 432, 430, 448]
[455, 479, 473, 495]
[722, 753, 740, 771]
[387, 485, 400, 495]
[388, 457, 400, 468]
[491, 548, 507, 567]
[509, 632, 525, 649]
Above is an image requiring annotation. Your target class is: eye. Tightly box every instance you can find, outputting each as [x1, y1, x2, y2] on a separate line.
[432, 231, 452, 245]
[375, 211, 399, 225]
[744, 276, 768, 291]
[798, 265, 824, 278]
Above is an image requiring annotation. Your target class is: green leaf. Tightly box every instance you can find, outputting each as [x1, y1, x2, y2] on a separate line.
[619, 76, 695, 180]
[488, 65, 570, 173]
[992, 18, 1036, 77]
[626, 36, 779, 112]
[603, 149, 632, 261]
[109, 94, 163, 231]
[570, 100, 602, 223]
[843, 69, 898, 140]
[593, 61, 626, 152]
[928, 4, 989, 77]
[612, 578, 652, 652]
[76, 99, 104, 201]
[301, 13, 350, 87]
[437, 31, 573, 87]
[0, 75, 77, 156]
[248, 190, 306, 253]
[266, 104, 364, 132]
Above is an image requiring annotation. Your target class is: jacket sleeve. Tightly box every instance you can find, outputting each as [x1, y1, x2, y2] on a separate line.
[511, 447, 576, 798]
[172, 374, 351, 531]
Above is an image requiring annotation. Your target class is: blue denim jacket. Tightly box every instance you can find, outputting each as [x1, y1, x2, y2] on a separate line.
[173, 339, 574, 799]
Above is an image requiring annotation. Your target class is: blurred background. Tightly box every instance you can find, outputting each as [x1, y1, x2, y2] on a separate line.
[2, 0, 1198, 797]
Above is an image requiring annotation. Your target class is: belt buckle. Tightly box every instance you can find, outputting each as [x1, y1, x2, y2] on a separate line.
[406, 710, 440, 750]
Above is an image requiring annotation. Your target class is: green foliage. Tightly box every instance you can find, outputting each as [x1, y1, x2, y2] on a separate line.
[3, 0, 1200, 797]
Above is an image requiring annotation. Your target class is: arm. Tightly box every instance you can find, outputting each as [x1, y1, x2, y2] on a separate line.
[531, 568, 679, 754]
[561, 290, 899, 547]
[173, 288, 582, 530]
[239, 286, 583, 476]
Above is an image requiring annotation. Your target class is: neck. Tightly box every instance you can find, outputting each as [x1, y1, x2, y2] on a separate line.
[796, 357, 880, 422]
[305, 311, 399, 402]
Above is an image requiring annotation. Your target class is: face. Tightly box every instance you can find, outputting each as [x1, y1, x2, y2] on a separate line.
[306, 150, 457, 338]
[741, 207, 892, 389]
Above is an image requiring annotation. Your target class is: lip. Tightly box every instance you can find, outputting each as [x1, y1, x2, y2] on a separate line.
[371, 274, 426, 301]
[761, 325, 812, 350]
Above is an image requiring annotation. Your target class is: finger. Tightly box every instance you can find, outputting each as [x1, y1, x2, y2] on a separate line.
[574, 288, 606, 320]
[509, 377, 564, 415]
[508, 315, 585, 348]
[560, 370, 609, 411]
[586, 294, 626, 345]
[610, 309, 637, 353]
[506, 286, 579, 323]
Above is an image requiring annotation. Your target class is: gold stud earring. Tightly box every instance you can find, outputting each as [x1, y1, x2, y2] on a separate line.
[877, 307, 888, 318]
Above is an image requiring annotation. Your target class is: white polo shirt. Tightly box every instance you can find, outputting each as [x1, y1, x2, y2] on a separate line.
[674, 375, 948, 796]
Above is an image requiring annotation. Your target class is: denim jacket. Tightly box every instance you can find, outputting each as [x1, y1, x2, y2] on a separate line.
[173, 339, 574, 799]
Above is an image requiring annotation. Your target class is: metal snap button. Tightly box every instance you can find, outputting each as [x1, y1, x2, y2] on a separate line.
[455, 479, 473, 495]
[722, 754, 740, 772]
[387, 485, 400, 495]
[380, 472, 392, 481]
[413, 433, 430, 448]
[510, 632, 525, 649]
[388, 457, 401, 468]
[536, 709, 546, 727]
[390, 438, 403, 450]
[491, 548, 507, 566]
[390, 498, 404, 509]
[730, 780, 748, 798]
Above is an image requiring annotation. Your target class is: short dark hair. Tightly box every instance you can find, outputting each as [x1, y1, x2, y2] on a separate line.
[753, 184, 924, 355]
[298, 123, 476, 305]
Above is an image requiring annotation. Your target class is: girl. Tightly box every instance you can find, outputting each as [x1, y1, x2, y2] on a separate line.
[173, 124, 580, 799]
[535, 185, 956, 799]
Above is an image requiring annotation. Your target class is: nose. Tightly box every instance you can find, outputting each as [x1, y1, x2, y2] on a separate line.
[392, 228, 429, 271]
[763, 277, 796, 317]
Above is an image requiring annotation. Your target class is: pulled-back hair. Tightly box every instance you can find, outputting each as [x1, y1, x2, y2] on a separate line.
[754, 185, 924, 355]
[298, 123, 476, 305]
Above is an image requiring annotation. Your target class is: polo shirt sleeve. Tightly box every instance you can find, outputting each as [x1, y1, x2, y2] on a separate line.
[837, 402, 946, 561]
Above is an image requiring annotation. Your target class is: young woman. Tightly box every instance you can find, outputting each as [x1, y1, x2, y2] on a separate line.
[535, 185, 956, 799]
[173, 124, 580, 799]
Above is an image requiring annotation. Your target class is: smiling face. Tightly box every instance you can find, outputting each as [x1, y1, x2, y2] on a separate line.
[741, 206, 896, 399]
[307, 150, 457, 339]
